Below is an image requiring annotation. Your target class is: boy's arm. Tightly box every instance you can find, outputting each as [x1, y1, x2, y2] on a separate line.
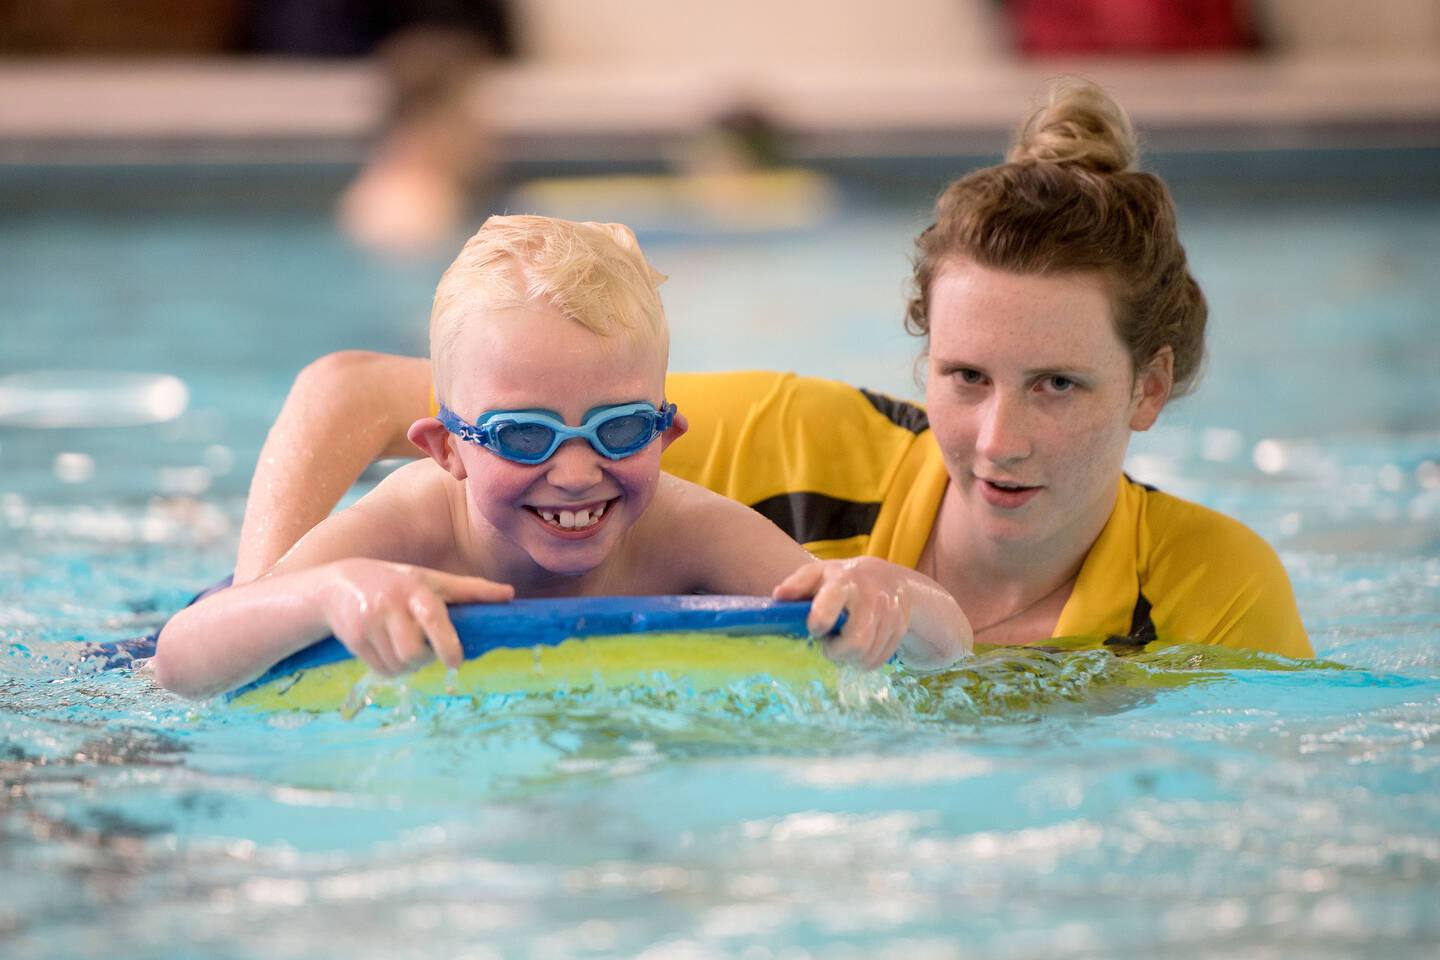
[152, 557, 513, 699]
[647, 478, 971, 670]
[234, 351, 433, 584]
[158, 463, 513, 698]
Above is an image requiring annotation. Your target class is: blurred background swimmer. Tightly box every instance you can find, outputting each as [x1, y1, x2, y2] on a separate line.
[1, 0, 518, 255]
[243, 0, 519, 255]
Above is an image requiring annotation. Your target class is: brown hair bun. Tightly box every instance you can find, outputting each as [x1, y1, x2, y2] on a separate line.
[1007, 79, 1137, 174]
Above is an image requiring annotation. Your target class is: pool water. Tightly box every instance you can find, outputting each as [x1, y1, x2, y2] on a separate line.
[2, 152, 1439, 959]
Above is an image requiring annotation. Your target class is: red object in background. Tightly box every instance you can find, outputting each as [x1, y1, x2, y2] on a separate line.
[1008, 0, 1257, 54]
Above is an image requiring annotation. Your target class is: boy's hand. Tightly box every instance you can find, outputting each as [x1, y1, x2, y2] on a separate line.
[772, 558, 912, 670]
[319, 558, 514, 676]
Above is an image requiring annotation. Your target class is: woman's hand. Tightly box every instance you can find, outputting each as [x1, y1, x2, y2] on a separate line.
[320, 558, 515, 676]
[772, 557, 973, 671]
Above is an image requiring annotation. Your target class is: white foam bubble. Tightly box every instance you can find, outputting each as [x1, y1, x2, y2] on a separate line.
[1377, 463, 1405, 492]
[203, 444, 235, 475]
[1201, 426, 1245, 462]
[0, 370, 188, 428]
[1253, 438, 1288, 474]
[1417, 460, 1440, 490]
[52, 452, 95, 484]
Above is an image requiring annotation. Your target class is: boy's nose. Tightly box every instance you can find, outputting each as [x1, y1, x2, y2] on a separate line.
[544, 437, 605, 490]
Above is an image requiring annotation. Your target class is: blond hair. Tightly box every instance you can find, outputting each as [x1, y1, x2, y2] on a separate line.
[430, 215, 669, 399]
[907, 79, 1206, 397]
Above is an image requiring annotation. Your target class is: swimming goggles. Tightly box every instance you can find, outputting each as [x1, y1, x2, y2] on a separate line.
[437, 401, 677, 464]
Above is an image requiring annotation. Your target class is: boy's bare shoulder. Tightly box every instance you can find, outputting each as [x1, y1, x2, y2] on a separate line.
[627, 473, 811, 594]
[310, 459, 462, 566]
[344, 458, 454, 514]
[624, 474, 721, 559]
[645, 472, 750, 520]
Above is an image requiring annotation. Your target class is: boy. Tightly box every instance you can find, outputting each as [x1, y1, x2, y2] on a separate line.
[153, 216, 970, 698]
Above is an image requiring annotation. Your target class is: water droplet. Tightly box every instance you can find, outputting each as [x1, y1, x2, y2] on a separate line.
[2, 493, 26, 527]
[159, 466, 211, 495]
[53, 452, 95, 484]
[1417, 460, 1440, 489]
[1252, 439, 1287, 474]
[1201, 427, 1244, 462]
[203, 444, 235, 475]
[1377, 463, 1404, 492]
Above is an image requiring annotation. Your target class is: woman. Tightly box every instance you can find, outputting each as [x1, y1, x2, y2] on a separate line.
[236, 80, 1310, 657]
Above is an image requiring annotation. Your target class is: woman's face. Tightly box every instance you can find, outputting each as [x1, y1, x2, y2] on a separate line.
[924, 258, 1170, 553]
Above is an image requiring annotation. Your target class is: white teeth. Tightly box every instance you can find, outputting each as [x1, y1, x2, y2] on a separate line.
[536, 502, 608, 529]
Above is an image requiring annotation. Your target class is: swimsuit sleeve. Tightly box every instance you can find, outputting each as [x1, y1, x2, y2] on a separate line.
[1058, 478, 1311, 657]
[1139, 488, 1313, 657]
[661, 371, 937, 559]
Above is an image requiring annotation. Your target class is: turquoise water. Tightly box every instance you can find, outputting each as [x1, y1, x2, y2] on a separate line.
[2, 153, 1439, 958]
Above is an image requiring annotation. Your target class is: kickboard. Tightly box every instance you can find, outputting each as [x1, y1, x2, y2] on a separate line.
[226, 595, 834, 712]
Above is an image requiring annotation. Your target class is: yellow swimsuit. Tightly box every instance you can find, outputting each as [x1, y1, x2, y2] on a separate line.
[661, 370, 1312, 658]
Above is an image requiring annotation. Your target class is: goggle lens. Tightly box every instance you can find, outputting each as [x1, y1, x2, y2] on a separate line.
[593, 410, 655, 453]
[493, 421, 556, 459]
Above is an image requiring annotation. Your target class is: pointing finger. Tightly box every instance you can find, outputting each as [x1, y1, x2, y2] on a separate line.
[771, 561, 824, 602]
[410, 589, 464, 669]
[432, 571, 515, 605]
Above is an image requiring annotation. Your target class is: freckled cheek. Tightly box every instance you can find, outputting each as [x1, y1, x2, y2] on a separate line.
[926, 403, 980, 460]
[1053, 408, 1133, 482]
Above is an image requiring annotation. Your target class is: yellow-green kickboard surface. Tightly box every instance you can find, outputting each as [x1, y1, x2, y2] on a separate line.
[230, 631, 836, 712]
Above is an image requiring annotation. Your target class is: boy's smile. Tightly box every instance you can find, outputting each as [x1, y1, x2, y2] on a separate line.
[526, 497, 614, 534]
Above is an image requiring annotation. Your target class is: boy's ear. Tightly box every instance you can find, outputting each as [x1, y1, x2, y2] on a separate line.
[408, 418, 468, 480]
[659, 410, 689, 451]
